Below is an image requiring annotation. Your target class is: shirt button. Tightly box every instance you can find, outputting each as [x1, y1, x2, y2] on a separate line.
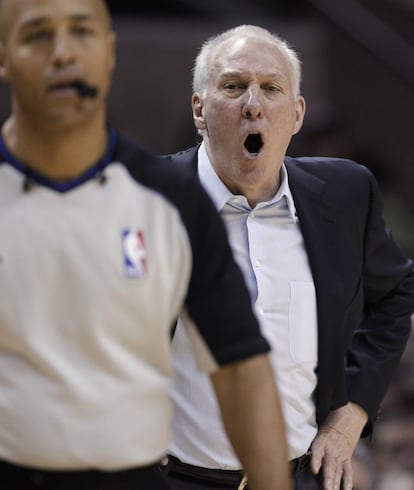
[258, 307, 264, 315]
[251, 211, 256, 218]
[255, 259, 261, 267]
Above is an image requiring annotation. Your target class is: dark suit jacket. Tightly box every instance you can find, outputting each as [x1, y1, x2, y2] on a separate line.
[167, 146, 414, 434]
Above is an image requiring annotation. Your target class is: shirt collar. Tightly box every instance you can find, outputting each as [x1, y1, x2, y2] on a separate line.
[197, 141, 297, 220]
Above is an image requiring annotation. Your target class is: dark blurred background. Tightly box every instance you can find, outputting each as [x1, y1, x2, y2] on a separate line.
[0, 1, 413, 487]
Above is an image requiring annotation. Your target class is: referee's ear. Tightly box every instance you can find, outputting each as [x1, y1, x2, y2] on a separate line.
[0, 42, 10, 82]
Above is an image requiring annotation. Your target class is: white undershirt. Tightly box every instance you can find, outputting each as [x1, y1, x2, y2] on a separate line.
[170, 143, 318, 466]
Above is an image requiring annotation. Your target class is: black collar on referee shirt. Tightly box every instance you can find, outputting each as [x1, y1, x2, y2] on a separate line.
[0, 125, 117, 193]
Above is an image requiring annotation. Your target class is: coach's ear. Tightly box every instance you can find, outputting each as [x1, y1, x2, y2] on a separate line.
[192, 93, 206, 131]
[293, 95, 306, 135]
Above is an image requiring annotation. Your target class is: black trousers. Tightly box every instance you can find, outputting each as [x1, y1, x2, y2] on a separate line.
[164, 462, 323, 490]
[0, 460, 171, 490]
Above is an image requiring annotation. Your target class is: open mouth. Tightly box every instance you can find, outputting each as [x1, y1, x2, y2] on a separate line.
[244, 133, 263, 155]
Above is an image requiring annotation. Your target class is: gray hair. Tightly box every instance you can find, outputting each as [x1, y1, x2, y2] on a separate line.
[192, 24, 302, 98]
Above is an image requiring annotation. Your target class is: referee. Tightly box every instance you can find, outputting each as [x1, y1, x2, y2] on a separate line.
[0, 0, 291, 489]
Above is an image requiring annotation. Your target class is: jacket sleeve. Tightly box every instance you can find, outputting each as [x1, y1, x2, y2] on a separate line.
[346, 169, 414, 434]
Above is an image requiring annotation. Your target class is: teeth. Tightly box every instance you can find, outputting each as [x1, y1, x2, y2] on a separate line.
[244, 133, 263, 154]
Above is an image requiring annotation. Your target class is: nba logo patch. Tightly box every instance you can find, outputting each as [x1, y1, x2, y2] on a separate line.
[122, 229, 147, 278]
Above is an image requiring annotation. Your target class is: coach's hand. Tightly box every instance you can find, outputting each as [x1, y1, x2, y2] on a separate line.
[310, 402, 368, 490]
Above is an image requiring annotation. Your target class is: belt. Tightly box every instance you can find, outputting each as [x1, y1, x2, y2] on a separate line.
[165, 455, 247, 488]
[165, 451, 312, 488]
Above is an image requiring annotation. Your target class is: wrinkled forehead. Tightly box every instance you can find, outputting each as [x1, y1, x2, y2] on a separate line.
[213, 35, 292, 77]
